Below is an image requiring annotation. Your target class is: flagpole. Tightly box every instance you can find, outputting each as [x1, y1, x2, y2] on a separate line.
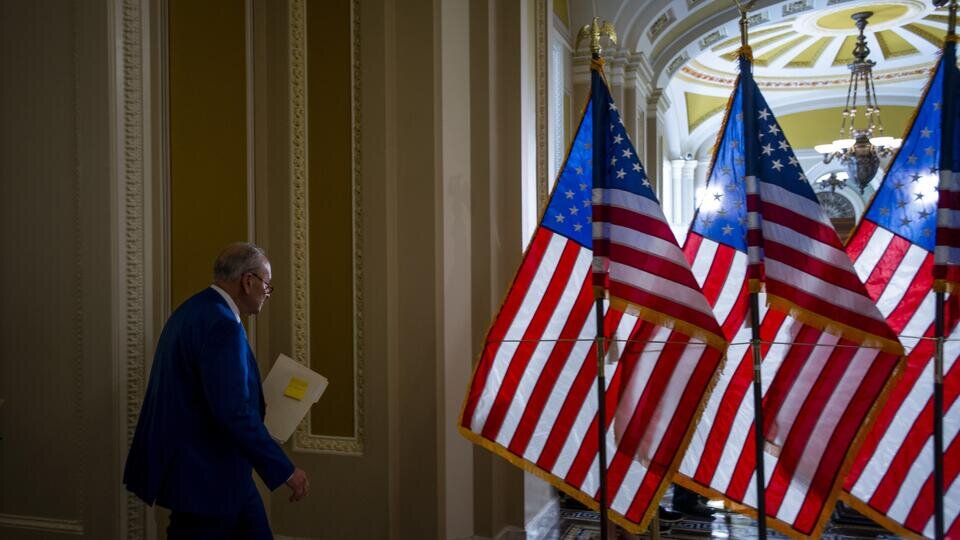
[934, 289, 945, 540]
[581, 17, 616, 539]
[933, 4, 956, 538]
[592, 297, 610, 540]
[735, 2, 768, 538]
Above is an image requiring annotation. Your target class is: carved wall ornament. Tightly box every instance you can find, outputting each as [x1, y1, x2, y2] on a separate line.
[667, 52, 690, 75]
[699, 29, 727, 50]
[647, 9, 677, 42]
[289, 0, 365, 456]
[783, 0, 813, 16]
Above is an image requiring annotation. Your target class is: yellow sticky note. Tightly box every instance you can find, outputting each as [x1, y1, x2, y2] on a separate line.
[283, 377, 309, 401]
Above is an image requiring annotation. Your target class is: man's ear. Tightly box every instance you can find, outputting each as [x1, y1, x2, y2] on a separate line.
[239, 273, 252, 294]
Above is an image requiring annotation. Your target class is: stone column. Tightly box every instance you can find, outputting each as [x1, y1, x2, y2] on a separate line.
[681, 158, 699, 230]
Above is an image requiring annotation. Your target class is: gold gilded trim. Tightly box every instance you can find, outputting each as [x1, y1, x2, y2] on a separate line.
[290, 0, 365, 455]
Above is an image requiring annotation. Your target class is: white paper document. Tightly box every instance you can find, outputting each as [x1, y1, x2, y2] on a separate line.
[263, 353, 328, 442]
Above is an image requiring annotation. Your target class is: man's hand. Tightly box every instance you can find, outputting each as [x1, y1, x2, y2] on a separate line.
[286, 467, 309, 502]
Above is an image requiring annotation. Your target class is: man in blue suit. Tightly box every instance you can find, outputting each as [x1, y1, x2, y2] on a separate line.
[124, 242, 309, 539]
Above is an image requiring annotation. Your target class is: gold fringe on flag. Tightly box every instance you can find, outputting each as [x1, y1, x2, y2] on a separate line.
[607, 297, 728, 353]
[764, 294, 904, 356]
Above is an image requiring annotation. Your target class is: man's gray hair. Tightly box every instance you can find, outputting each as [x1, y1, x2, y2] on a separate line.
[213, 242, 268, 282]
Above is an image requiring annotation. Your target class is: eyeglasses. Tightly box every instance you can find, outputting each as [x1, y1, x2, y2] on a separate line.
[246, 272, 274, 294]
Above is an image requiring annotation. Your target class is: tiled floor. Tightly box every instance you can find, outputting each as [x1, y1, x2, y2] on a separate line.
[535, 492, 904, 539]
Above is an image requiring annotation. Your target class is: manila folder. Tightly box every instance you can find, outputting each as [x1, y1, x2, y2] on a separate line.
[263, 353, 328, 442]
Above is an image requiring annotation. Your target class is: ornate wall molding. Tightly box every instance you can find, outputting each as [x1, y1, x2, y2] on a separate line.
[0, 513, 84, 535]
[290, 0, 365, 455]
[536, 0, 548, 209]
[71, 0, 87, 531]
[116, 0, 147, 536]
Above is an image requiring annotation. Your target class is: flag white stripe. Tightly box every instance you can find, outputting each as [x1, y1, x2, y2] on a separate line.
[636, 339, 709, 462]
[613, 327, 672, 436]
[887, 436, 936, 524]
[601, 222, 690, 268]
[690, 238, 718, 288]
[611, 460, 648, 514]
[494, 248, 592, 446]
[715, 251, 749, 325]
[900, 292, 936, 353]
[679, 339, 753, 477]
[764, 259, 889, 321]
[758, 182, 834, 228]
[776, 345, 877, 524]
[767, 330, 840, 447]
[875, 244, 928, 319]
[594, 187, 675, 231]
[742, 450, 779, 508]
[552, 318, 631, 479]
[608, 261, 716, 317]
[522, 308, 598, 464]
[934, 245, 960, 264]
[853, 227, 894, 282]
[711, 311, 793, 491]
[851, 358, 934, 501]
[470, 234, 568, 433]
[762, 219, 855, 270]
[579, 415, 619, 496]
[923, 413, 960, 538]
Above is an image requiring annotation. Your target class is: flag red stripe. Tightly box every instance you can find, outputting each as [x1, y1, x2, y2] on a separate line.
[594, 239, 704, 291]
[481, 240, 584, 440]
[508, 275, 596, 455]
[885, 254, 934, 333]
[763, 277, 895, 339]
[863, 234, 911, 301]
[604, 333, 690, 496]
[608, 283, 724, 334]
[536, 310, 625, 471]
[725, 418, 758, 501]
[762, 201, 848, 247]
[682, 231, 704, 265]
[594, 204, 682, 245]
[846, 220, 878, 262]
[624, 345, 724, 521]
[722, 283, 750, 338]
[793, 351, 898, 532]
[903, 428, 960, 532]
[703, 244, 737, 307]
[461, 229, 553, 427]
[845, 330, 936, 488]
[693, 310, 787, 484]
[764, 341, 858, 516]
[868, 356, 960, 513]
[764, 240, 877, 295]
[564, 363, 629, 488]
[760, 325, 823, 436]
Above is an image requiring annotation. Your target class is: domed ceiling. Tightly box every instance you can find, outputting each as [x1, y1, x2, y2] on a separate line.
[684, 0, 946, 88]
[569, 0, 951, 157]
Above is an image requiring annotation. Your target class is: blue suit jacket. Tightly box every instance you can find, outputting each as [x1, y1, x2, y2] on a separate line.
[124, 287, 294, 514]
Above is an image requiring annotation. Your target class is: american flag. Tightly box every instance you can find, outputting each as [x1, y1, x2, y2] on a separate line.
[935, 40, 960, 299]
[460, 64, 724, 533]
[675, 54, 903, 538]
[841, 49, 960, 539]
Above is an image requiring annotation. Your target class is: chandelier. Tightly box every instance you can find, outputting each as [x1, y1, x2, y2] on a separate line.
[813, 11, 902, 193]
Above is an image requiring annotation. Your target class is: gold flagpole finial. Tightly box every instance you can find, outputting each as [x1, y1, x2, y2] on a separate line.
[576, 16, 618, 59]
[733, 0, 757, 56]
[948, 0, 957, 40]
